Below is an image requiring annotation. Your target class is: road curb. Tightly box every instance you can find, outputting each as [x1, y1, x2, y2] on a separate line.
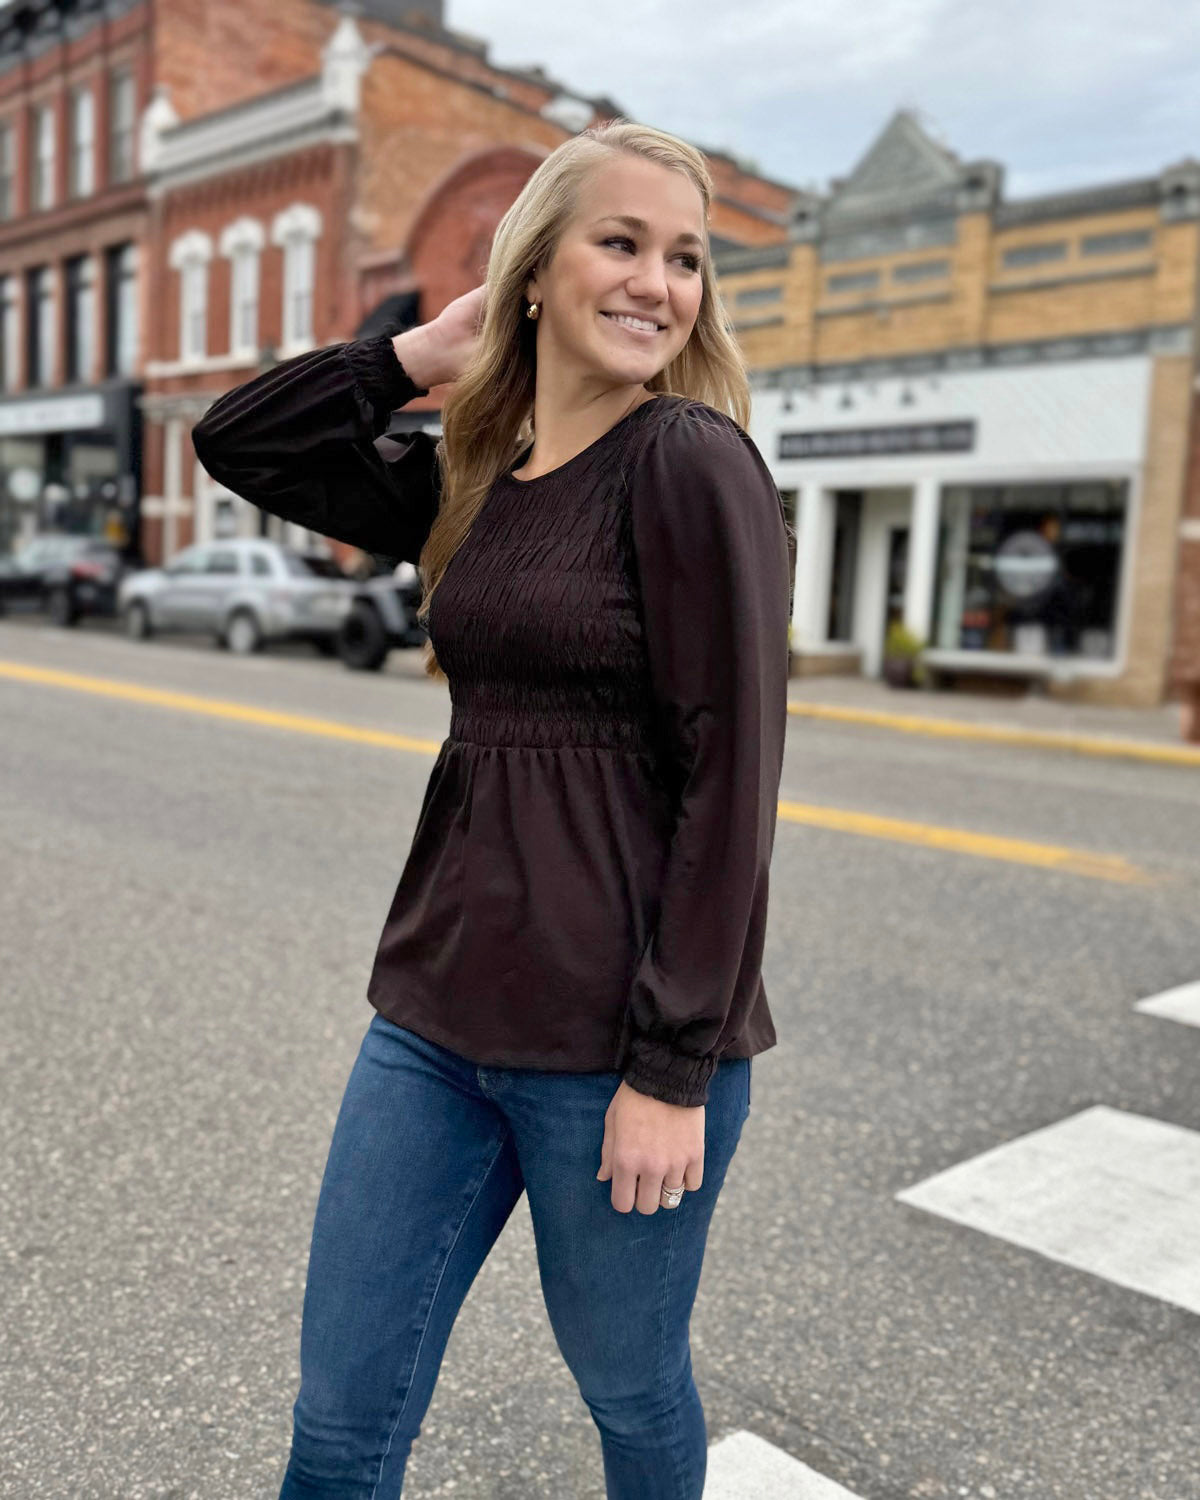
[785, 699, 1200, 769]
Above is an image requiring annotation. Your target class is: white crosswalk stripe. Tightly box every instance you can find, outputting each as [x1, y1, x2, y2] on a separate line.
[1135, 979, 1200, 1029]
[705, 1431, 864, 1498]
[895, 1105, 1200, 1315]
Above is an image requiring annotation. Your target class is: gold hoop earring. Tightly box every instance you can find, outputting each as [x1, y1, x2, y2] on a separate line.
[526, 301, 540, 320]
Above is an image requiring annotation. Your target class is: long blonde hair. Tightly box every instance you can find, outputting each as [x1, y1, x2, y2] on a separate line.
[416, 118, 751, 681]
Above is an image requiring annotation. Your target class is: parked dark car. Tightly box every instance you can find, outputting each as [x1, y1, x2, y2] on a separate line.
[0, 534, 130, 625]
[336, 559, 427, 670]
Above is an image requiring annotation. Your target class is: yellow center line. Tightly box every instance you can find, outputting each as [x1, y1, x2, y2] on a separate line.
[0, 660, 444, 754]
[777, 800, 1153, 885]
[1, 658, 1156, 885]
[787, 699, 1200, 769]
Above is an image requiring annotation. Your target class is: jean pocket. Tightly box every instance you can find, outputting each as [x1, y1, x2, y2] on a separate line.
[745, 1057, 752, 1116]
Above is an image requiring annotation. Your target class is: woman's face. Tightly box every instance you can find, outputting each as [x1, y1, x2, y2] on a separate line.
[525, 154, 707, 392]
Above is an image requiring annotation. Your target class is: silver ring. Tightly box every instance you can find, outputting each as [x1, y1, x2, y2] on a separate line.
[660, 1183, 685, 1209]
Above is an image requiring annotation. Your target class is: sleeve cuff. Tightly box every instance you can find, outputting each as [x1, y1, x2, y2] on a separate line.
[622, 1037, 720, 1109]
[343, 335, 430, 436]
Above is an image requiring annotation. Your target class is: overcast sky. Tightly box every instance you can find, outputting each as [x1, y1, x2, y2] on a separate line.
[449, 0, 1200, 202]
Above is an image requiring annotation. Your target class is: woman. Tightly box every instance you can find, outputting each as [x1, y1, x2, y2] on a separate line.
[192, 118, 792, 1500]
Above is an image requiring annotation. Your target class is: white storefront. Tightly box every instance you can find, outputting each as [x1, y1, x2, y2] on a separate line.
[751, 354, 1150, 685]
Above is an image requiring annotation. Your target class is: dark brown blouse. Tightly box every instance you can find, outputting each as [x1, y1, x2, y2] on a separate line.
[191, 333, 791, 1108]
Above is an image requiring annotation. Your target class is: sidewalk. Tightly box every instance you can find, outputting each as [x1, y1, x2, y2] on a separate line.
[785, 674, 1199, 767]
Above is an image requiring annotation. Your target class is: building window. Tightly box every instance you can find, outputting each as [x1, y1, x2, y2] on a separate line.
[231, 247, 259, 352]
[169, 231, 213, 363]
[734, 284, 783, 306]
[219, 218, 265, 356]
[826, 269, 880, 294]
[31, 103, 55, 211]
[1080, 229, 1153, 257]
[25, 266, 54, 387]
[181, 262, 206, 360]
[933, 481, 1128, 660]
[0, 274, 17, 390]
[69, 86, 95, 198]
[105, 242, 138, 377]
[65, 254, 96, 383]
[0, 122, 13, 219]
[1001, 241, 1068, 269]
[108, 69, 135, 184]
[271, 204, 322, 353]
[891, 258, 950, 284]
[283, 238, 314, 347]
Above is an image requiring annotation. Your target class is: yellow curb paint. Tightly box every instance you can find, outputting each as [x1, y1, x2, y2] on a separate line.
[777, 800, 1154, 885]
[0, 660, 444, 755]
[786, 700, 1200, 769]
[1, 659, 1155, 885]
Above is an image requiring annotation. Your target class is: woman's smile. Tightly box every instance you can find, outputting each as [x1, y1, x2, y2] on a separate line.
[600, 310, 666, 338]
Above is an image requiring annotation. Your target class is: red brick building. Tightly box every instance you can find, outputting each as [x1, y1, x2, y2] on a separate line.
[0, 0, 153, 555]
[0, 0, 796, 565]
[140, 2, 797, 564]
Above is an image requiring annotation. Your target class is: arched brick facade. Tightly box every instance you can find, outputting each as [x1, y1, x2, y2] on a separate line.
[405, 146, 547, 318]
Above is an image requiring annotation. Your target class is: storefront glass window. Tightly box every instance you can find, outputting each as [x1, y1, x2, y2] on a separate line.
[933, 480, 1127, 660]
[0, 436, 43, 553]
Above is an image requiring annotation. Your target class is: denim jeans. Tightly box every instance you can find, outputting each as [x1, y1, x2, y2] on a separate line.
[278, 1012, 752, 1500]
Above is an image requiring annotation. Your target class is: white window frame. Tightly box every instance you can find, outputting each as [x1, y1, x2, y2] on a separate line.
[219, 217, 264, 358]
[69, 86, 94, 198]
[0, 120, 13, 219]
[169, 230, 213, 364]
[271, 203, 321, 356]
[0, 273, 18, 391]
[33, 103, 55, 210]
[181, 262, 207, 361]
[34, 266, 56, 386]
[113, 242, 139, 377]
[282, 237, 314, 349]
[68, 253, 96, 383]
[109, 69, 135, 184]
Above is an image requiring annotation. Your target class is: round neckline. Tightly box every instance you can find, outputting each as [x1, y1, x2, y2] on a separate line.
[503, 395, 667, 486]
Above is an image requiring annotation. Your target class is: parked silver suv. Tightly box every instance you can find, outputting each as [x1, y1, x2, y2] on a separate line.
[118, 539, 354, 654]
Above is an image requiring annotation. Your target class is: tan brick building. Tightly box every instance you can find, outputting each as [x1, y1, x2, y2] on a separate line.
[716, 110, 1200, 709]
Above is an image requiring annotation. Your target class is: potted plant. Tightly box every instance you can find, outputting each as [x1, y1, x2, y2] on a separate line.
[882, 621, 927, 689]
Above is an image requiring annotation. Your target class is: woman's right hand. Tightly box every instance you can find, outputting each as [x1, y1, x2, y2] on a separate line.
[391, 284, 486, 392]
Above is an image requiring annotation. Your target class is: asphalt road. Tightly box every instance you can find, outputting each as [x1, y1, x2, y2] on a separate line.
[1, 616, 1198, 1500]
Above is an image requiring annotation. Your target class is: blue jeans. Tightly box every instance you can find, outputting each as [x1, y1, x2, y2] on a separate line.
[278, 1012, 752, 1500]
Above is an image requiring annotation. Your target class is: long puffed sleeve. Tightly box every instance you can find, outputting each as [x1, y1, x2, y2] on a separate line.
[191, 334, 440, 563]
[621, 401, 791, 1109]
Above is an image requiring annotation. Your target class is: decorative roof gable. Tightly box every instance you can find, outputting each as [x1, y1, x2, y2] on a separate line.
[826, 109, 964, 224]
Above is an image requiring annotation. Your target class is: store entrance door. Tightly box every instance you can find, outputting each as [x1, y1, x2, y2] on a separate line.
[826, 490, 863, 643]
[883, 525, 910, 651]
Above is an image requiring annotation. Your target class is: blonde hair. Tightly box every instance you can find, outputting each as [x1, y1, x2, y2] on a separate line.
[416, 118, 751, 681]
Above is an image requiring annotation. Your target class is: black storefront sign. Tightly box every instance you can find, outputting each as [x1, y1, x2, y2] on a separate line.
[779, 419, 977, 460]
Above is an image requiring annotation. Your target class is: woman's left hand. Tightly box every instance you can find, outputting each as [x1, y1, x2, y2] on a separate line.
[597, 1081, 705, 1214]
